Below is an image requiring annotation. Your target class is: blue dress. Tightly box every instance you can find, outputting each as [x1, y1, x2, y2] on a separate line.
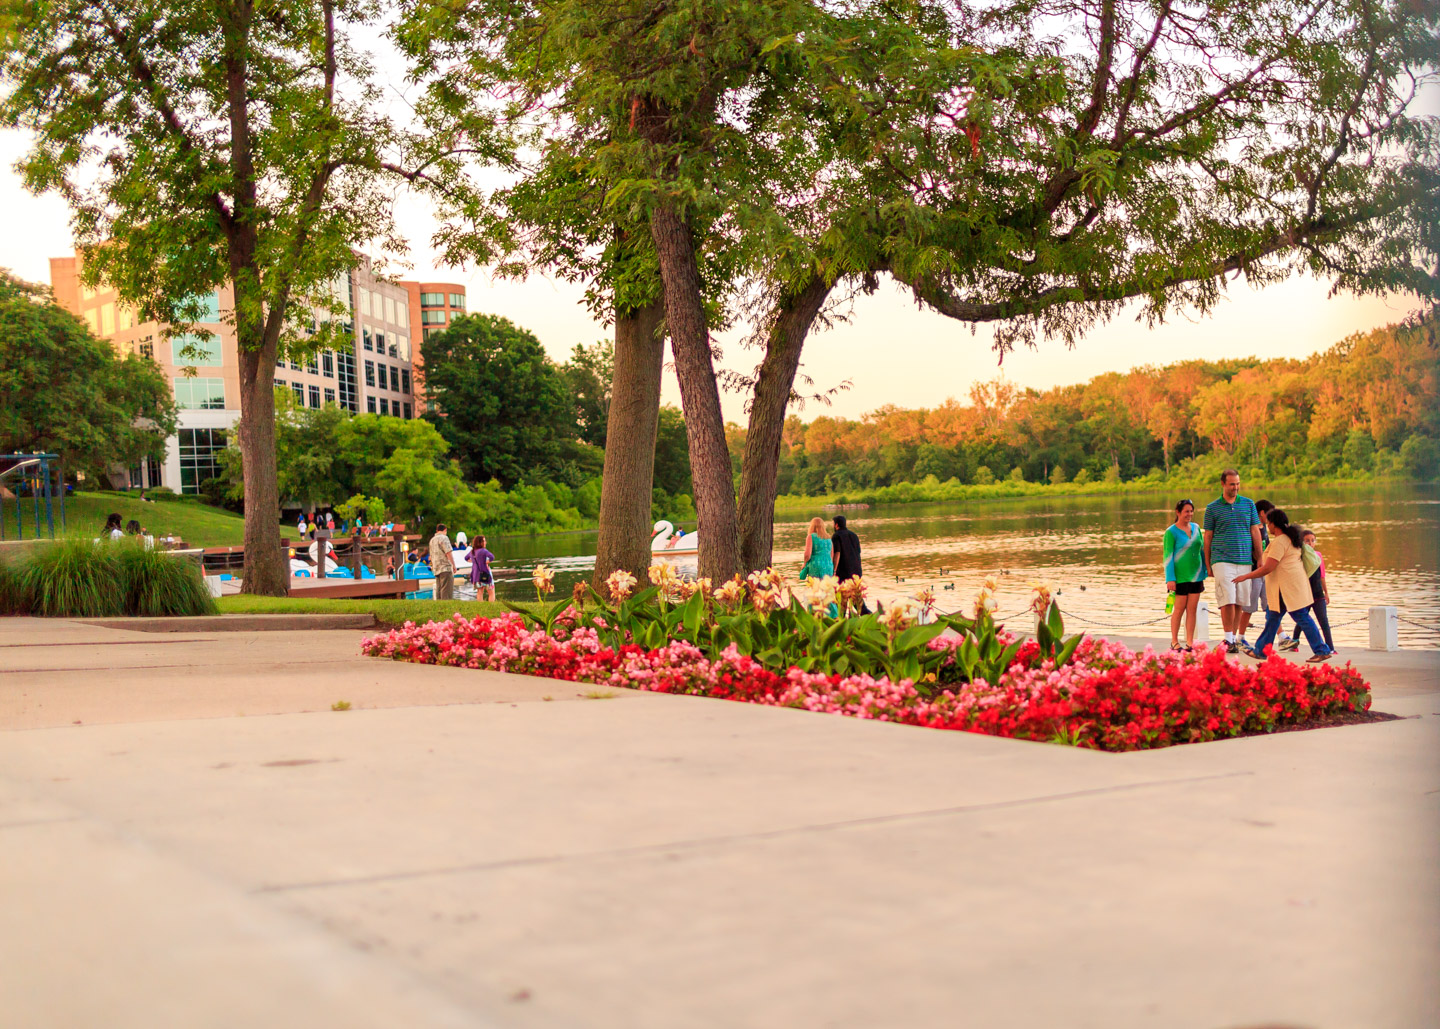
[800, 533, 835, 580]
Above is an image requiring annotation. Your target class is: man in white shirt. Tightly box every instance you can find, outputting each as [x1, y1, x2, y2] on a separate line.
[428, 524, 455, 601]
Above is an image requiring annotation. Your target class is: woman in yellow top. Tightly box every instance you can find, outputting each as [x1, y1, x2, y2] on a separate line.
[1232, 508, 1333, 663]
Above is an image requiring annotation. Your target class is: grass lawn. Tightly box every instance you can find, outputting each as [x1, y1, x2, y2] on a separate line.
[218, 594, 542, 627]
[54, 493, 289, 547]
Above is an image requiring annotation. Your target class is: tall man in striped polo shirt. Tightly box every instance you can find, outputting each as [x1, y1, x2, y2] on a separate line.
[1203, 469, 1263, 652]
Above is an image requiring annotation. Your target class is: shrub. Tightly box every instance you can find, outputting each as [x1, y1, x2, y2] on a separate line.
[114, 541, 218, 616]
[4, 536, 216, 618]
[1400, 434, 1439, 480]
[18, 537, 125, 617]
[1072, 468, 1092, 485]
[973, 465, 995, 485]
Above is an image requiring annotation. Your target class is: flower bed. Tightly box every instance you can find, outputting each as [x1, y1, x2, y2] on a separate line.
[361, 611, 1373, 752]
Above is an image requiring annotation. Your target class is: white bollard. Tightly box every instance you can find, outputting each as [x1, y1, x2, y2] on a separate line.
[1368, 606, 1399, 651]
[204, 574, 223, 598]
[1195, 600, 1211, 641]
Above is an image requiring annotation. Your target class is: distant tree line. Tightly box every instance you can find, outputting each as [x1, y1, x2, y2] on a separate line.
[741, 315, 1440, 495]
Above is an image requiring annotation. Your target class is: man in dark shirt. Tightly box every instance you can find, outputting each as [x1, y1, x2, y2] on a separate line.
[831, 515, 869, 613]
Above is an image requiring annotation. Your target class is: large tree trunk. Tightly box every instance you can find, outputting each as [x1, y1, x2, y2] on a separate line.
[737, 275, 832, 572]
[648, 200, 740, 582]
[592, 299, 666, 590]
[237, 339, 288, 595]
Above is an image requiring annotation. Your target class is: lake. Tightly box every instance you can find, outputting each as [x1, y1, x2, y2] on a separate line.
[482, 485, 1440, 649]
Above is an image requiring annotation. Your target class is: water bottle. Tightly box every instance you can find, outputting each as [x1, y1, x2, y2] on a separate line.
[1165, 591, 1175, 614]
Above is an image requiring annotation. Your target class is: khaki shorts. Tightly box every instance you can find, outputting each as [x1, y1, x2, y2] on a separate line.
[1213, 562, 1257, 611]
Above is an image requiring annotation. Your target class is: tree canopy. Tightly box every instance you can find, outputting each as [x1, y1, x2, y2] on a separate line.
[0, 268, 176, 482]
[0, 0, 445, 592]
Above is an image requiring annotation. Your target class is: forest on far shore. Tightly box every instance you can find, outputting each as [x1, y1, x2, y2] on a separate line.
[739, 313, 1439, 500]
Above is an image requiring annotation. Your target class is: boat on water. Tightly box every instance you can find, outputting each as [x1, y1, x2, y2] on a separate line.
[651, 520, 699, 554]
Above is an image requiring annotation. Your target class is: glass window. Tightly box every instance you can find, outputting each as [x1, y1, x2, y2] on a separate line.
[291, 382, 304, 403]
[137, 338, 154, 360]
[100, 303, 115, 335]
[178, 428, 227, 494]
[322, 351, 334, 378]
[170, 333, 222, 367]
[423, 327, 437, 340]
[364, 360, 375, 387]
[380, 397, 389, 415]
[375, 331, 386, 353]
[277, 354, 287, 368]
[275, 378, 285, 389]
[449, 293, 465, 310]
[359, 287, 371, 317]
[306, 354, 319, 374]
[384, 296, 396, 324]
[290, 360, 302, 371]
[401, 369, 411, 394]
[420, 292, 445, 307]
[366, 396, 376, 413]
[323, 387, 335, 405]
[421, 309, 447, 324]
[396, 303, 408, 328]
[308, 385, 320, 408]
[191, 291, 221, 323]
[118, 306, 133, 331]
[336, 351, 357, 412]
[394, 335, 409, 361]
[403, 403, 412, 420]
[173, 377, 226, 410]
[362, 326, 373, 351]
[84, 310, 99, 334]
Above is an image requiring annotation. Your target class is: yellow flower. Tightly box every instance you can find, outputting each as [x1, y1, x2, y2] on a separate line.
[606, 569, 638, 603]
[972, 588, 998, 620]
[915, 587, 936, 613]
[1028, 580, 1058, 617]
[714, 576, 746, 608]
[532, 563, 555, 595]
[803, 575, 840, 612]
[879, 600, 917, 632]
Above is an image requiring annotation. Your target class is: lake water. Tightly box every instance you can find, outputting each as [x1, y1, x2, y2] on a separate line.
[482, 485, 1440, 649]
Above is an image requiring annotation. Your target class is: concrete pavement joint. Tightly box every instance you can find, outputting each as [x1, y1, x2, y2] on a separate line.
[254, 769, 1254, 895]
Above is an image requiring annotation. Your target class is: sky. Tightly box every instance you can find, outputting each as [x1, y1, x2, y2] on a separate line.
[2, 19, 1432, 426]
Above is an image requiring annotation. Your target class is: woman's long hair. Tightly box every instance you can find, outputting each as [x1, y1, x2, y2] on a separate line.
[1267, 507, 1303, 548]
[807, 516, 828, 538]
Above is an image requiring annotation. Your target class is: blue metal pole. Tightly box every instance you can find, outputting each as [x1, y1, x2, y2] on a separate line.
[43, 456, 55, 538]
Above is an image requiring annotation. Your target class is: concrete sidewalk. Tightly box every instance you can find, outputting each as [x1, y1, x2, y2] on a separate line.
[1, 616, 1436, 1028]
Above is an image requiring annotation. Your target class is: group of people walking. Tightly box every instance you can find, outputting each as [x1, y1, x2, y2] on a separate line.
[424, 525, 495, 602]
[1164, 468, 1335, 661]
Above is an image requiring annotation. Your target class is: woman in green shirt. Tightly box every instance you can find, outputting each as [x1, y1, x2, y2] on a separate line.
[1164, 499, 1208, 650]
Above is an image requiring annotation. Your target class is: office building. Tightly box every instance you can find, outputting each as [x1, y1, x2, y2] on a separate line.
[399, 281, 466, 413]
[50, 253, 418, 495]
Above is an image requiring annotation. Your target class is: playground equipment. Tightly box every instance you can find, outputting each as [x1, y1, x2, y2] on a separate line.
[0, 453, 65, 540]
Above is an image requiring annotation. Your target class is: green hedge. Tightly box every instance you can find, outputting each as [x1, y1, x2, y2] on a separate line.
[0, 537, 217, 618]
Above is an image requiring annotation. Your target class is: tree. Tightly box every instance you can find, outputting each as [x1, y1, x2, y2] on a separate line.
[1399, 434, 1439, 480]
[652, 405, 694, 499]
[1, 0, 430, 593]
[562, 339, 614, 448]
[421, 313, 577, 488]
[0, 268, 175, 482]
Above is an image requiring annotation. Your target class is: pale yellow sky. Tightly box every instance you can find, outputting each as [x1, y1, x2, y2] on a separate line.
[4, 40, 1431, 425]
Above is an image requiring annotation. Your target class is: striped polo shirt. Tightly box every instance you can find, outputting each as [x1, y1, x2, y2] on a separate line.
[1203, 494, 1259, 566]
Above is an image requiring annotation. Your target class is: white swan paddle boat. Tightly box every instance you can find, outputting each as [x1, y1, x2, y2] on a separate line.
[651, 520, 699, 554]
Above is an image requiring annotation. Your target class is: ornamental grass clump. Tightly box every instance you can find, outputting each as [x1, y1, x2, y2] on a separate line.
[3, 536, 217, 618]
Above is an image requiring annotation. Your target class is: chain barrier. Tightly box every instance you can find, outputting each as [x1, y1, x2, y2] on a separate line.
[1398, 616, 1440, 633]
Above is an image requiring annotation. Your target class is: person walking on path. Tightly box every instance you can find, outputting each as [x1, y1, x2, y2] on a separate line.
[429, 523, 456, 601]
[1232, 508, 1333, 662]
[1253, 499, 1274, 626]
[469, 535, 496, 603]
[1164, 499, 1207, 651]
[831, 515, 870, 614]
[1203, 469, 1262, 653]
[1281, 528, 1336, 654]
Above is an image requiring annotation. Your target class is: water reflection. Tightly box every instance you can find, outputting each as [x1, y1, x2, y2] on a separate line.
[481, 485, 1439, 649]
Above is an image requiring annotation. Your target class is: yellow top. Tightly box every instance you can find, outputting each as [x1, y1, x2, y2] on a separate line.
[1264, 533, 1313, 612]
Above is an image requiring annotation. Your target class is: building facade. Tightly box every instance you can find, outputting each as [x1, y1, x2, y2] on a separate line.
[399, 281, 466, 413]
[50, 253, 420, 495]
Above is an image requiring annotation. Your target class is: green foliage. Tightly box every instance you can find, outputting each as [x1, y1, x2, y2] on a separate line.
[563, 340, 614, 448]
[0, 269, 175, 483]
[1342, 429, 1376, 471]
[421, 314, 578, 488]
[334, 494, 387, 528]
[1399, 434, 1440, 480]
[513, 586, 1083, 691]
[653, 406, 694, 498]
[5, 536, 216, 618]
[974, 466, 995, 485]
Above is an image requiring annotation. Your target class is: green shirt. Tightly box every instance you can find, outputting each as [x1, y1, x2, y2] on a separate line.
[1203, 494, 1259, 566]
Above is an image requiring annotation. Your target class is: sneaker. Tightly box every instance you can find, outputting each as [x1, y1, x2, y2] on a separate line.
[1305, 652, 1333, 664]
[1237, 637, 1253, 651]
[1278, 638, 1301, 653]
[1240, 645, 1263, 660]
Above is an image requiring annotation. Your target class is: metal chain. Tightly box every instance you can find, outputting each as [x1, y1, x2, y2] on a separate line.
[1398, 616, 1440, 633]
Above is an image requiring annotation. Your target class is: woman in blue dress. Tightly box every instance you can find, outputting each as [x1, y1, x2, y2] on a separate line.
[800, 516, 839, 616]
